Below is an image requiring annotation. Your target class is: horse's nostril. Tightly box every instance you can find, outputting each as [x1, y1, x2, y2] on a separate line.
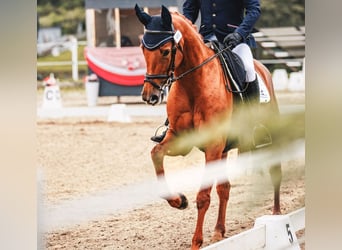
[150, 94, 159, 104]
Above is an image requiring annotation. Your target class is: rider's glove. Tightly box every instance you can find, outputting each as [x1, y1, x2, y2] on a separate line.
[223, 32, 243, 49]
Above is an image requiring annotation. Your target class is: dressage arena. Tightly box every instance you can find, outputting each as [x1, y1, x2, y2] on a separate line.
[37, 90, 305, 249]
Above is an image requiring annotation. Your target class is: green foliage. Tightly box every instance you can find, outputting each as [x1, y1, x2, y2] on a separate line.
[258, 0, 305, 27]
[37, 0, 84, 9]
[37, 45, 88, 80]
[37, 0, 85, 34]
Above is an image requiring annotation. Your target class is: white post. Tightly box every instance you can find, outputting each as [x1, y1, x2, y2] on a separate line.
[70, 36, 79, 81]
[114, 8, 121, 48]
[85, 9, 96, 47]
[85, 74, 100, 107]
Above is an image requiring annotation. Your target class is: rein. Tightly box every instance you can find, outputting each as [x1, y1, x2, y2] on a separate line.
[172, 45, 231, 82]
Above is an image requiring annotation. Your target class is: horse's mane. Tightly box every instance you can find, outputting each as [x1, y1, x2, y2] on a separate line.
[171, 12, 203, 42]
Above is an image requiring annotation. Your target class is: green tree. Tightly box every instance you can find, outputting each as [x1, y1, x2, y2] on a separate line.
[37, 0, 85, 34]
[258, 0, 305, 27]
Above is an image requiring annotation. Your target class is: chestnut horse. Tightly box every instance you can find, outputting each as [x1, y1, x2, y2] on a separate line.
[135, 5, 281, 249]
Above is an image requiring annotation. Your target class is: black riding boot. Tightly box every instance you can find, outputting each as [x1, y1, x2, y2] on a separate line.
[245, 77, 260, 105]
[245, 76, 272, 148]
[150, 118, 169, 143]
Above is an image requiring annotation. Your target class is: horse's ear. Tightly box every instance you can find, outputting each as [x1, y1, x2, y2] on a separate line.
[161, 5, 172, 30]
[135, 4, 151, 26]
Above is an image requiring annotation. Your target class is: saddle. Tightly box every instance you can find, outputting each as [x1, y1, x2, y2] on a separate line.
[208, 41, 246, 98]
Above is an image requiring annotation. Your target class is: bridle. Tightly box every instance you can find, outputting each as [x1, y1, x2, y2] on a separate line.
[143, 29, 180, 96]
[142, 29, 234, 96]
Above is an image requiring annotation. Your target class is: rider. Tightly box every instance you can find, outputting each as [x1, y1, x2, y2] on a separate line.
[151, 0, 261, 143]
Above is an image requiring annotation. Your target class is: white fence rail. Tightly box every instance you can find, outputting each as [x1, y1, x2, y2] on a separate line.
[37, 39, 87, 81]
[37, 61, 87, 66]
[203, 207, 305, 250]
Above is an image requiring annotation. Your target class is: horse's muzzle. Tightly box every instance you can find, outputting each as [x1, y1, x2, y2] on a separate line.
[142, 92, 160, 105]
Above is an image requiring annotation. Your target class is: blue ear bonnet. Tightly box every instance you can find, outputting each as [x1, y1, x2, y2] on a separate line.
[142, 16, 174, 50]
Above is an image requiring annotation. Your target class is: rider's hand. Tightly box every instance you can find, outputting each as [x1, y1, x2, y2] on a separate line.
[223, 32, 243, 49]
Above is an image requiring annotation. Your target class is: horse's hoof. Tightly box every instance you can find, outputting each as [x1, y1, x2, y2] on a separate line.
[178, 193, 188, 209]
[191, 238, 202, 250]
[166, 193, 188, 209]
[272, 209, 281, 215]
[211, 230, 223, 243]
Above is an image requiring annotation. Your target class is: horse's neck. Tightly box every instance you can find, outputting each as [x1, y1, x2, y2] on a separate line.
[176, 38, 217, 93]
[173, 17, 220, 92]
[184, 39, 210, 67]
[176, 36, 213, 78]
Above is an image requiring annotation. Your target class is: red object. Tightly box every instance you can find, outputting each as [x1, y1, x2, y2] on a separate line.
[43, 75, 57, 86]
[84, 47, 146, 86]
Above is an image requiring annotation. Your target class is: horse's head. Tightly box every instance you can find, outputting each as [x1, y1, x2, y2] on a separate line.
[135, 4, 184, 105]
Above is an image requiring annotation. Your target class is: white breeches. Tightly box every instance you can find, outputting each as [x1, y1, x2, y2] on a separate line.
[232, 43, 256, 82]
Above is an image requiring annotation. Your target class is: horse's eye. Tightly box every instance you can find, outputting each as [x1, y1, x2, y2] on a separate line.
[161, 49, 170, 57]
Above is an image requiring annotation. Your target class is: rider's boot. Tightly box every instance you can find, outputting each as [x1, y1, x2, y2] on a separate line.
[150, 118, 169, 143]
[245, 76, 260, 105]
[245, 76, 272, 148]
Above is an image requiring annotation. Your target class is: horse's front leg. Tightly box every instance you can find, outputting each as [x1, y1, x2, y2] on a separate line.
[192, 144, 225, 250]
[151, 142, 188, 209]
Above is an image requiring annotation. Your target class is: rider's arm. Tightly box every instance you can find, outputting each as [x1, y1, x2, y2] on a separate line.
[182, 0, 200, 24]
[235, 0, 261, 41]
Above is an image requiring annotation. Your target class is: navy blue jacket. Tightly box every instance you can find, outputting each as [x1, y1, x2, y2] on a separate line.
[183, 0, 260, 47]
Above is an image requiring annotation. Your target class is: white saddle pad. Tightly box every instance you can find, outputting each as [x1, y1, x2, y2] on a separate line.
[257, 73, 271, 103]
